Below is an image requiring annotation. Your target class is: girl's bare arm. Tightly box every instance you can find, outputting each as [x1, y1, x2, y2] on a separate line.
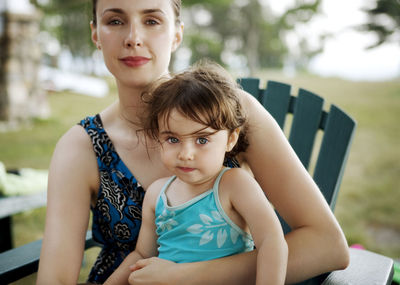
[226, 168, 288, 284]
[108, 179, 162, 285]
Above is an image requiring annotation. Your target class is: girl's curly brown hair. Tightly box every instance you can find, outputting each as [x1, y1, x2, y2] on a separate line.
[141, 60, 249, 158]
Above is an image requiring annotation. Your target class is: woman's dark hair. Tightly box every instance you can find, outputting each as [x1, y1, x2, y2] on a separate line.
[91, 0, 182, 26]
[142, 60, 249, 158]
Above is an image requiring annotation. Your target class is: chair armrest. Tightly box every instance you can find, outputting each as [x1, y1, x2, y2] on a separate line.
[322, 248, 394, 285]
[0, 231, 99, 284]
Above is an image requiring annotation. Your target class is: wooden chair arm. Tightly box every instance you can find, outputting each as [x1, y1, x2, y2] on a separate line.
[0, 231, 99, 284]
[320, 248, 394, 285]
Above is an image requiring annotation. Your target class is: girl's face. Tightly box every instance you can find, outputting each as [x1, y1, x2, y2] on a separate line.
[91, 0, 183, 89]
[158, 110, 239, 188]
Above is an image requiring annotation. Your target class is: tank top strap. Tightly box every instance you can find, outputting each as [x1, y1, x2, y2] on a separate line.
[78, 114, 114, 159]
[212, 167, 230, 192]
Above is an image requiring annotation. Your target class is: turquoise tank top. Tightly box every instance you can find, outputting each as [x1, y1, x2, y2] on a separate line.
[155, 168, 254, 263]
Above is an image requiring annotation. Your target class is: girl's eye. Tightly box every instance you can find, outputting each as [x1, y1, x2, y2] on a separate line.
[197, 138, 209, 145]
[167, 137, 179, 144]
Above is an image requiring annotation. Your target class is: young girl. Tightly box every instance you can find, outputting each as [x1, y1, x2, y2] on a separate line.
[106, 62, 288, 285]
[37, 0, 348, 284]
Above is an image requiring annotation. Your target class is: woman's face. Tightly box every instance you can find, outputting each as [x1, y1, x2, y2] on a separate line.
[91, 0, 183, 89]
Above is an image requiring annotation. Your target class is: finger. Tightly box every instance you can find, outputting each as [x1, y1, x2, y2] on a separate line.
[129, 258, 150, 271]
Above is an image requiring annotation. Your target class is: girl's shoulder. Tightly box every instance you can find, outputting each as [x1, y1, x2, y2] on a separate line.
[144, 176, 173, 202]
[220, 168, 255, 192]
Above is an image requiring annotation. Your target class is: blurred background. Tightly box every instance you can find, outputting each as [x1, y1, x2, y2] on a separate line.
[0, 0, 399, 283]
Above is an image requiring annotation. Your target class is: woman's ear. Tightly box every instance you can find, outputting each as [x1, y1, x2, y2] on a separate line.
[172, 22, 184, 52]
[226, 128, 240, 152]
[90, 21, 100, 48]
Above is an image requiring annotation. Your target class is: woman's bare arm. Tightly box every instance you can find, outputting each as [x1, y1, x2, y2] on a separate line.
[241, 91, 349, 282]
[37, 126, 99, 285]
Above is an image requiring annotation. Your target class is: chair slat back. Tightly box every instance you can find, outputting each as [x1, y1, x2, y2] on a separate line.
[289, 88, 324, 169]
[261, 81, 291, 129]
[237, 77, 356, 212]
[313, 105, 356, 210]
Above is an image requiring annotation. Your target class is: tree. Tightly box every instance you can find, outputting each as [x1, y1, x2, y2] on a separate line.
[30, 0, 94, 58]
[360, 0, 400, 48]
[183, 0, 323, 74]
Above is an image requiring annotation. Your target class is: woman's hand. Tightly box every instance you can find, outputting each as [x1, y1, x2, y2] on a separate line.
[128, 257, 180, 285]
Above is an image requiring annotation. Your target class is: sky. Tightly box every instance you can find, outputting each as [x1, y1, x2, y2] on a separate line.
[3, 0, 400, 82]
[271, 0, 400, 81]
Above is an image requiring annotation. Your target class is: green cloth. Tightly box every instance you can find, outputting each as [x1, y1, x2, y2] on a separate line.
[0, 162, 48, 196]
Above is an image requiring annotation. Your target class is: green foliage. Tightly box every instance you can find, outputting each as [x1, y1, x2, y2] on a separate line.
[31, 0, 94, 57]
[183, 0, 323, 73]
[360, 0, 400, 48]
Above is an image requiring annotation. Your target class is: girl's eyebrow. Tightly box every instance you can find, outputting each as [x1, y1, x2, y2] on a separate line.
[160, 128, 217, 137]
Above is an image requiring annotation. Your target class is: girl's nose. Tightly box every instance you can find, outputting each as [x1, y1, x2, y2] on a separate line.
[178, 144, 194, 161]
[124, 24, 143, 48]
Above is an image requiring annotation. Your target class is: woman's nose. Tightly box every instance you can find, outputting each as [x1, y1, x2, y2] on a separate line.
[124, 24, 143, 48]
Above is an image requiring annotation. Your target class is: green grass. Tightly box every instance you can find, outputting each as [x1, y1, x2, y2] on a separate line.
[2, 73, 400, 283]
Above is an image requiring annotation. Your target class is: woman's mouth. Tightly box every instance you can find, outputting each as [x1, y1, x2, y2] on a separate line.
[120, 56, 150, 67]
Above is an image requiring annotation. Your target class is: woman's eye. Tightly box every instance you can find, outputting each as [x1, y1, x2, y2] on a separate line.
[109, 19, 123, 25]
[197, 138, 208, 145]
[145, 19, 159, 25]
[167, 137, 179, 144]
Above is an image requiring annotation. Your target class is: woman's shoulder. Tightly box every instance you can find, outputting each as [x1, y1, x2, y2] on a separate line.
[57, 124, 93, 150]
[51, 124, 97, 172]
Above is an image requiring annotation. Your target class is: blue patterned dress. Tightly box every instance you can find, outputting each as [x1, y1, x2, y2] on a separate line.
[78, 114, 240, 283]
[79, 114, 145, 283]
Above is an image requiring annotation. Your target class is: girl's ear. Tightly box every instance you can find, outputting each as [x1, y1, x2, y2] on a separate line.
[226, 128, 240, 152]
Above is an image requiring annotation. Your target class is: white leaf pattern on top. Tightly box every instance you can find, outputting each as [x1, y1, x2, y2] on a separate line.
[200, 214, 213, 225]
[211, 211, 224, 222]
[230, 228, 239, 244]
[217, 229, 227, 248]
[157, 209, 178, 233]
[200, 230, 214, 245]
[187, 224, 204, 234]
[187, 213, 228, 247]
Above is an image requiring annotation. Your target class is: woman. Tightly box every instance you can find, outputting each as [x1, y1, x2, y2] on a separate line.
[37, 0, 349, 284]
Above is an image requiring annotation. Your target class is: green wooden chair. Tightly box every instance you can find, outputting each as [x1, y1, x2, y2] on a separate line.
[238, 77, 394, 285]
[0, 78, 394, 284]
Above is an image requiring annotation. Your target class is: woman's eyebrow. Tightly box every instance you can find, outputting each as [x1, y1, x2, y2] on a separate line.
[101, 8, 124, 16]
[101, 8, 166, 17]
[142, 8, 166, 15]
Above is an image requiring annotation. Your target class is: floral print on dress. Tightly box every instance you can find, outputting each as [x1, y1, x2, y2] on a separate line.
[78, 114, 145, 284]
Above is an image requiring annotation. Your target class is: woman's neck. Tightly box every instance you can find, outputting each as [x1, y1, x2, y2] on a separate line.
[115, 80, 148, 127]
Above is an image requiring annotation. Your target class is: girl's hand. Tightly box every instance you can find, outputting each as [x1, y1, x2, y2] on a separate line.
[128, 257, 179, 285]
